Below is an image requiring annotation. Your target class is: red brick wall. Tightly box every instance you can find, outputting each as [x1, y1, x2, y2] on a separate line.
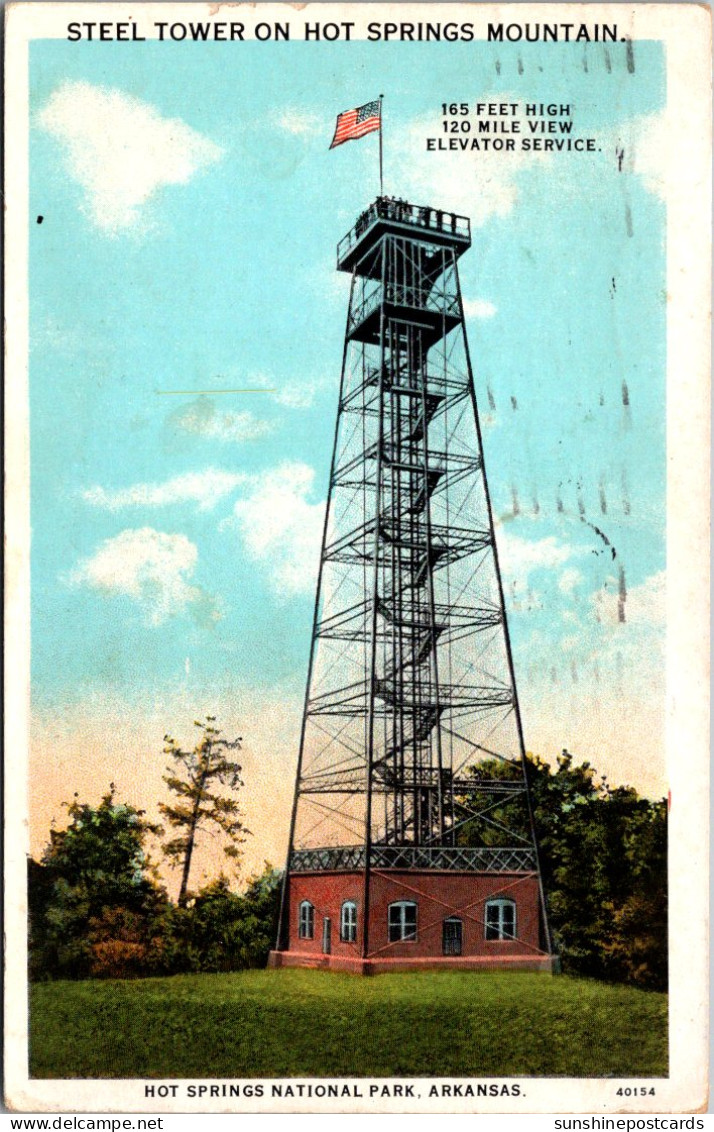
[286, 870, 542, 959]
[288, 871, 364, 959]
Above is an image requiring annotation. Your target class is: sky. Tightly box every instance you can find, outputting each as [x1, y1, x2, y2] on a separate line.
[28, 33, 667, 891]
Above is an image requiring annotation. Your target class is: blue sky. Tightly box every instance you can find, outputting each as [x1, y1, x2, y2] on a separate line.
[29, 35, 668, 873]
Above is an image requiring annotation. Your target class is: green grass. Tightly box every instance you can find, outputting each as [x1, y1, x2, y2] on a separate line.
[30, 969, 667, 1079]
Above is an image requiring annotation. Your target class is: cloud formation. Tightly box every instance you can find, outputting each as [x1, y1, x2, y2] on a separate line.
[82, 469, 247, 512]
[593, 568, 665, 631]
[250, 371, 333, 410]
[230, 463, 324, 595]
[69, 527, 207, 624]
[496, 527, 577, 585]
[395, 100, 550, 225]
[610, 110, 684, 208]
[173, 399, 275, 443]
[558, 567, 583, 595]
[395, 100, 668, 226]
[37, 81, 224, 233]
[270, 378, 331, 409]
[275, 109, 322, 137]
[462, 298, 498, 320]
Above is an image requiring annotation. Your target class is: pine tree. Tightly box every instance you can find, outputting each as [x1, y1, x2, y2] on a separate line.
[160, 717, 249, 906]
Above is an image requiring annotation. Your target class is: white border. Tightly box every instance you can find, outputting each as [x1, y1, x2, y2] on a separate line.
[4, 2, 711, 1113]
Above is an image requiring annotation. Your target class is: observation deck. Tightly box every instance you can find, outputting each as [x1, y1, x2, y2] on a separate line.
[337, 196, 471, 274]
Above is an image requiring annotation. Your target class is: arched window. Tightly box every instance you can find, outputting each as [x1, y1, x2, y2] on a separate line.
[340, 900, 358, 943]
[485, 898, 516, 941]
[388, 900, 418, 942]
[298, 900, 314, 940]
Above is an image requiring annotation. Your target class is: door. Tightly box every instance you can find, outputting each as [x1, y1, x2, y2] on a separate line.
[443, 917, 463, 956]
[322, 916, 332, 955]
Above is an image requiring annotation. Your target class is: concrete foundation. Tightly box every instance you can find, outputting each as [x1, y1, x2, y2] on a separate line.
[268, 949, 557, 975]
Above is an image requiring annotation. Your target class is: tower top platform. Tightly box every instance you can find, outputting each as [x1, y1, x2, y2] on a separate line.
[337, 196, 471, 273]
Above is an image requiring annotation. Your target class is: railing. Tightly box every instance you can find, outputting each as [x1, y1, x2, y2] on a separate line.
[338, 197, 471, 263]
[314, 597, 500, 642]
[290, 844, 537, 873]
[339, 366, 470, 414]
[322, 514, 492, 566]
[348, 282, 460, 333]
[373, 678, 513, 713]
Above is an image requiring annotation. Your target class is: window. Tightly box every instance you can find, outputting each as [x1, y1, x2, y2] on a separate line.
[485, 898, 516, 941]
[340, 901, 357, 943]
[388, 900, 418, 942]
[298, 900, 314, 940]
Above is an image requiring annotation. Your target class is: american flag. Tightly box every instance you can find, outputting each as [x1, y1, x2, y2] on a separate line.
[330, 100, 381, 149]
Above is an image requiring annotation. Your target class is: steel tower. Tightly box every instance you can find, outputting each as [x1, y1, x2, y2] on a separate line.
[270, 197, 554, 973]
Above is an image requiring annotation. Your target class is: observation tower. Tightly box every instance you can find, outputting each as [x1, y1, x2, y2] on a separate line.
[269, 196, 555, 974]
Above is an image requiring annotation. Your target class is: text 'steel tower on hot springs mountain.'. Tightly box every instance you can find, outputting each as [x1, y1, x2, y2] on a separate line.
[269, 196, 555, 973]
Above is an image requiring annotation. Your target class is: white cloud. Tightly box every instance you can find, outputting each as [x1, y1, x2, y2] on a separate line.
[558, 567, 583, 595]
[593, 569, 665, 630]
[229, 463, 324, 595]
[395, 99, 550, 225]
[610, 110, 680, 207]
[629, 570, 665, 626]
[219, 372, 334, 411]
[37, 81, 224, 233]
[273, 385, 311, 409]
[257, 372, 332, 410]
[628, 114, 667, 199]
[82, 469, 247, 512]
[69, 527, 205, 624]
[496, 527, 576, 585]
[594, 107, 700, 212]
[271, 379, 328, 409]
[173, 400, 275, 443]
[462, 298, 497, 320]
[276, 109, 322, 137]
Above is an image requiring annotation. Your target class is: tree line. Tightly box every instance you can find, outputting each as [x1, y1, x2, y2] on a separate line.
[28, 727, 666, 990]
[28, 717, 281, 980]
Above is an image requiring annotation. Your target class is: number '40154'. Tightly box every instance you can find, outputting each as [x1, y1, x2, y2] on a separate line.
[616, 1087, 656, 1096]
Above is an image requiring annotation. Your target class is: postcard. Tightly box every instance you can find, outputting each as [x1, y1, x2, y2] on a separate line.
[4, 0, 711, 1114]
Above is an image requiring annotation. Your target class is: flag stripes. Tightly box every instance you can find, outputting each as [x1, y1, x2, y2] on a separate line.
[330, 100, 381, 148]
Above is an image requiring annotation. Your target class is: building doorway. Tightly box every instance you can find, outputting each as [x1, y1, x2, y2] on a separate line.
[442, 916, 463, 956]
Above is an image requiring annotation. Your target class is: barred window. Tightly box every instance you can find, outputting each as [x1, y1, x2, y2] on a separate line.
[388, 900, 418, 942]
[298, 900, 314, 940]
[340, 901, 357, 943]
[485, 898, 516, 941]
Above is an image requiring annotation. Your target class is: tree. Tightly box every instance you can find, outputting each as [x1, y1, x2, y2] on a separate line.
[600, 796, 667, 989]
[237, 864, 283, 967]
[143, 864, 282, 976]
[149, 865, 282, 974]
[458, 749, 668, 989]
[29, 785, 164, 979]
[160, 717, 249, 906]
[455, 756, 528, 848]
[41, 785, 163, 912]
[527, 751, 667, 987]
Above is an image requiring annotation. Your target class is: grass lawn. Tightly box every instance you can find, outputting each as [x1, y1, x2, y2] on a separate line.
[30, 968, 667, 1079]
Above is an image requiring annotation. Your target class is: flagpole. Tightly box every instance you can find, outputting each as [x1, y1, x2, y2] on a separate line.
[378, 94, 384, 196]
